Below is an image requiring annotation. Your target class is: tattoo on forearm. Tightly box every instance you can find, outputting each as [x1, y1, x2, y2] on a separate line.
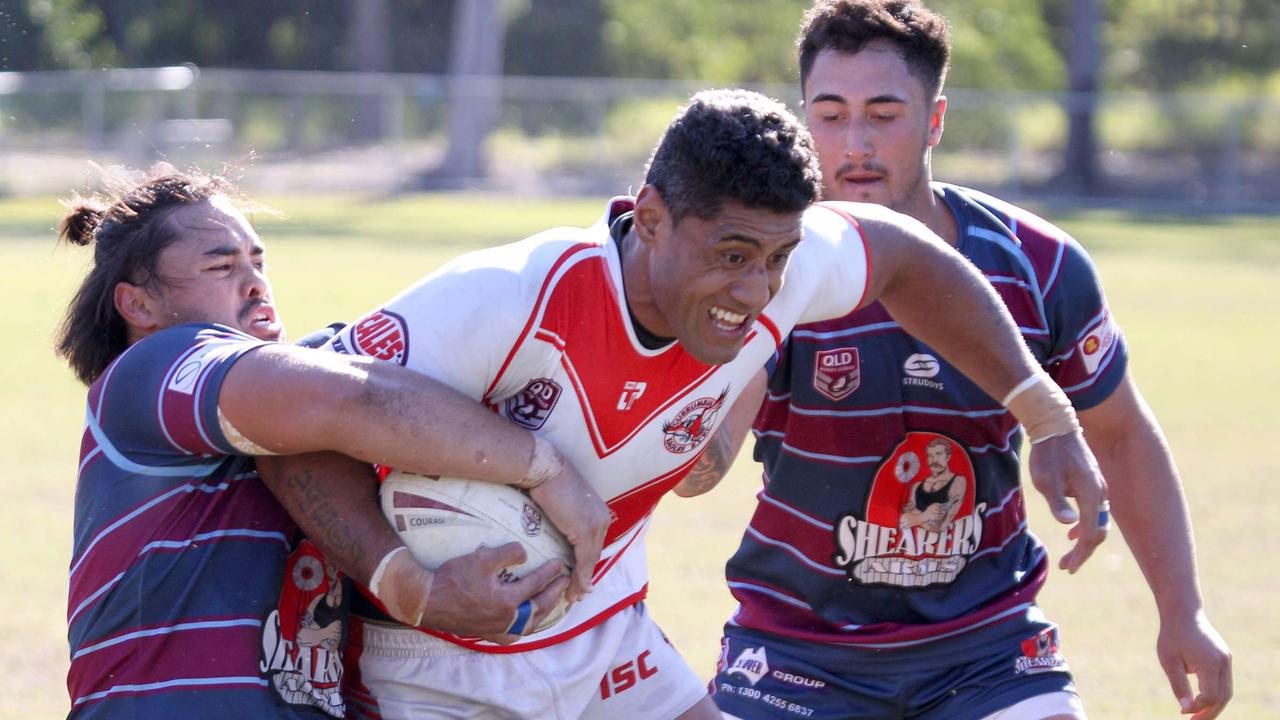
[683, 431, 735, 495]
[286, 467, 369, 570]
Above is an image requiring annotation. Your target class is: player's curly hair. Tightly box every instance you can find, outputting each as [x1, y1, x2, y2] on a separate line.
[55, 166, 240, 385]
[799, 0, 951, 101]
[643, 89, 820, 224]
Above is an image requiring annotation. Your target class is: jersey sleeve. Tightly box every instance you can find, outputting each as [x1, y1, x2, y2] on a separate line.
[325, 235, 570, 402]
[786, 203, 873, 326]
[94, 324, 268, 460]
[1041, 237, 1128, 410]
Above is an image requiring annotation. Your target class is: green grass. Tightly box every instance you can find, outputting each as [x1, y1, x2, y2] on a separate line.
[2, 194, 1275, 718]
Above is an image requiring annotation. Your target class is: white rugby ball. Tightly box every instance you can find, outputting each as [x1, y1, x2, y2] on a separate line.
[380, 470, 573, 633]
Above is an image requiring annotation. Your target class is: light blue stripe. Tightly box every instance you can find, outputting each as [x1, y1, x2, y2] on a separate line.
[73, 617, 263, 659]
[67, 572, 125, 625]
[744, 526, 843, 576]
[73, 676, 268, 705]
[792, 320, 899, 341]
[85, 407, 222, 478]
[788, 404, 1007, 419]
[138, 528, 290, 554]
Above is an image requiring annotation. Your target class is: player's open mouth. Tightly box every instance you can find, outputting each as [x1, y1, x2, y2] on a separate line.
[709, 306, 749, 334]
[244, 303, 279, 334]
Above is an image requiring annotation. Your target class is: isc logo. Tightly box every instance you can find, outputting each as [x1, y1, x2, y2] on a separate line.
[598, 650, 658, 699]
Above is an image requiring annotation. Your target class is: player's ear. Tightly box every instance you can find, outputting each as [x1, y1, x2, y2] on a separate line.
[632, 185, 670, 248]
[114, 281, 162, 335]
[928, 95, 947, 148]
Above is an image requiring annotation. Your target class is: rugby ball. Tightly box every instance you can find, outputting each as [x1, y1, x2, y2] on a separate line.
[380, 470, 573, 633]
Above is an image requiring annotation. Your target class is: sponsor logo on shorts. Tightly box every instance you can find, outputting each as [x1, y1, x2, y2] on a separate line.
[351, 310, 409, 365]
[504, 378, 562, 431]
[813, 347, 860, 401]
[771, 670, 825, 689]
[599, 650, 658, 700]
[726, 646, 769, 687]
[1015, 627, 1070, 675]
[903, 353, 945, 391]
[661, 387, 729, 453]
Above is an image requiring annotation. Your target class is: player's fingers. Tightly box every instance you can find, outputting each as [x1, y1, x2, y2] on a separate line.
[1158, 653, 1194, 715]
[475, 542, 529, 575]
[1188, 657, 1233, 720]
[570, 542, 598, 602]
[529, 573, 572, 628]
[1029, 466, 1077, 525]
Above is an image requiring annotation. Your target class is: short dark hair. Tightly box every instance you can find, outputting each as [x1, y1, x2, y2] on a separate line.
[799, 0, 951, 100]
[55, 167, 239, 385]
[643, 88, 820, 224]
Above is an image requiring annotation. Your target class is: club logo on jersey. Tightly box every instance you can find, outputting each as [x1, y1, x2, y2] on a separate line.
[505, 378, 562, 430]
[726, 646, 769, 687]
[832, 432, 986, 588]
[1077, 309, 1117, 375]
[260, 540, 347, 717]
[351, 309, 409, 365]
[903, 353, 945, 391]
[662, 387, 729, 453]
[813, 347, 860, 401]
[1015, 627, 1069, 675]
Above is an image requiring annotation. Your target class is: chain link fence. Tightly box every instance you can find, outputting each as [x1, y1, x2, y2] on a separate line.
[0, 66, 1275, 210]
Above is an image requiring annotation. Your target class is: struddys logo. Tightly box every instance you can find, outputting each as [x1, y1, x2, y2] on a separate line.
[1015, 627, 1069, 675]
[832, 432, 986, 588]
[351, 310, 410, 365]
[813, 347, 860, 401]
[504, 378, 562, 431]
[661, 387, 729, 453]
[260, 540, 347, 717]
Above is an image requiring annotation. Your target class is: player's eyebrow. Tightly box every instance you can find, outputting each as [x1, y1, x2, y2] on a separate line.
[865, 93, 908, 106]
[809, 92, 848, 105]
[203, 243, 246, 258]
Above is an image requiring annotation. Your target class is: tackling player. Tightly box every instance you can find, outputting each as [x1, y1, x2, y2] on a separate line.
[699, 3, 1233, 719]
[265, 88, 1108, 719]
[56, 169, 608, 719]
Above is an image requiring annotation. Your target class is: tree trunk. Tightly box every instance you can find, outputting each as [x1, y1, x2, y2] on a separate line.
[348, 0, 392, 142]
[1062, 0, 1101, 194]
[429, 0, 505, 186]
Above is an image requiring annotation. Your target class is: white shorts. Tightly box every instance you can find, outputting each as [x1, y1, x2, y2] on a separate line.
[346, 602, 708, 720]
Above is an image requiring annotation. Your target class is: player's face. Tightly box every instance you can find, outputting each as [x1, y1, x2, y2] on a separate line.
[147, 196, 283, 341]
[803, 42, 944, 214]
[648, 200, 802, 365]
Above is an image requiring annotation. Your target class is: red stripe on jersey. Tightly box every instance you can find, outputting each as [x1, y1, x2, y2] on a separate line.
[68, 617, 264, 706]
[484, 242, 599, 403]
[419, 585, 649, 654]
[604, 454, 701, 546]
[757, 313, 783, 347]
[68, 482, 289, 620]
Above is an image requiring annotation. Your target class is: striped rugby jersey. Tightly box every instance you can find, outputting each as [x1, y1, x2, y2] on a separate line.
[726, 183, 1128, 655]
[67, 324, 341, 719]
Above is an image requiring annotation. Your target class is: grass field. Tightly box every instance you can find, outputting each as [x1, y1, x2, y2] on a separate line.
[1, 194, 1275, 719]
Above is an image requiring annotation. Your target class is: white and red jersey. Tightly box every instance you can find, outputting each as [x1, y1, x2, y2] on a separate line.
[329, 197, 871, 651]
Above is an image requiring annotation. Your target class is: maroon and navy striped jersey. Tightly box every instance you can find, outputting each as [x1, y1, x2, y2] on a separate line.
[66, 324, 338, 719]
[726, 184, 1127, 654]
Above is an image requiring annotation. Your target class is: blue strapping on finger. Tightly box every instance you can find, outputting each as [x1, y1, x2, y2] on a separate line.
[507, 599, 534, 635]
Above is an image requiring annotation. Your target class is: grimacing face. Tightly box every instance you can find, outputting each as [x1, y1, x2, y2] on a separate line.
[145, 196, 282, 341]
[803, 42, 945, 214]
[643, 199, 803, 366]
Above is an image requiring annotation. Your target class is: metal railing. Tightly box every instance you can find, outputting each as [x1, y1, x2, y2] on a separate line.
[0, 66, 1275, 210]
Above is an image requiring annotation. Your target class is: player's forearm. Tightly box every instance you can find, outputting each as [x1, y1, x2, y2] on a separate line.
[256, 451, 399, 586]
[873, 230, 1039, 400]
[1083, 399, 1205, 620]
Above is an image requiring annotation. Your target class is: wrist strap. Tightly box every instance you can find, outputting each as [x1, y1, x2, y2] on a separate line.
[369, 545, 409, 600]
[1003, 372, 1080, 443]
[515, 435, 564, 490]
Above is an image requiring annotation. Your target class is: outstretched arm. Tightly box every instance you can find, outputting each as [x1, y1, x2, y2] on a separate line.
[854, 204, 1108, 571]
[1078, 373, 1232, 720]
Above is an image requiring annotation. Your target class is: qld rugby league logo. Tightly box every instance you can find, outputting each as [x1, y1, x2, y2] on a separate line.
[832, 432, 987, 588]
[662, 387, 729, 453]
[505, 378, 562, 431]
[351, 310, 409, 365]
[814, 347, 860, 401]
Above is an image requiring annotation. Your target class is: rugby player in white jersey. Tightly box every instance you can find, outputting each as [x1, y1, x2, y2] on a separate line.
[261, 88, 1106, 719]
